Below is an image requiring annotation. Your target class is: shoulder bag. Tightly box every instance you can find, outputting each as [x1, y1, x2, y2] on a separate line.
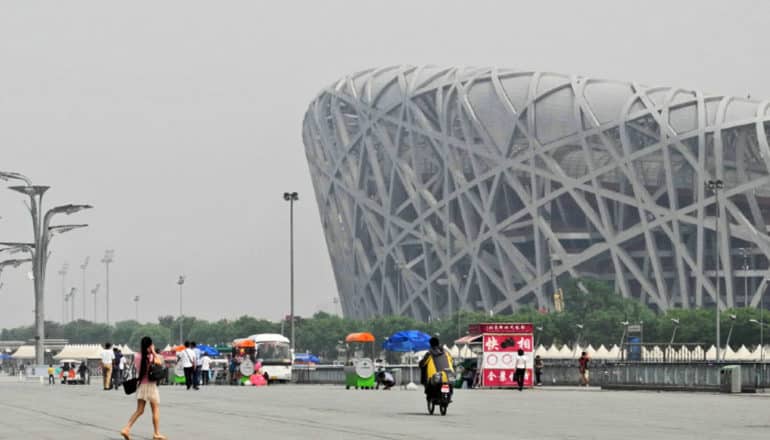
[149, 362, 167, 382]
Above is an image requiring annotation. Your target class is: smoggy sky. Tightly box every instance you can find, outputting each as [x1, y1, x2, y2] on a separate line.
[1, 0, 768, 328]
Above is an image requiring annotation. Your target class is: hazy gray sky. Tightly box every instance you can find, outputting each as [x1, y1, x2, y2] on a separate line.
[1, 0, 768, 328]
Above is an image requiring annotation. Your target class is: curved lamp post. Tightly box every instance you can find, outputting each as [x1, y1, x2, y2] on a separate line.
[723, 314, 737, 361]
[1, 170, 92, 365]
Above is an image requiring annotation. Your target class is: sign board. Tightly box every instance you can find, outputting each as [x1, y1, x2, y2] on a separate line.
[471, 322, 534, 388]
[627, 325, 642, 333]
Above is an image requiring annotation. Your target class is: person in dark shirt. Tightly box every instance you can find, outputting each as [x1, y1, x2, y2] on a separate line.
[578, 352, 590, 386]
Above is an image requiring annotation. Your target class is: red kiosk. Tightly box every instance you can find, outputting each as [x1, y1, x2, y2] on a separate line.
[469, 322, 534, 388]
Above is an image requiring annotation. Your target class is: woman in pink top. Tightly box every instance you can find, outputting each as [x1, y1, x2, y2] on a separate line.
[120, 336, 166, 440]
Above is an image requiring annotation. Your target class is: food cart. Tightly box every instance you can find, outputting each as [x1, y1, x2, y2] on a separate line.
[469, 323, 534, 388]
[344, 332, 376, 389]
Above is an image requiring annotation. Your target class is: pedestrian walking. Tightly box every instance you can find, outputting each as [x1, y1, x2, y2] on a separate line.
[534, 355, 544, 386]
[178, 341, 195, 390]
[47, 364, 55, 386]
[578, 351, 590, 387]
[513, 348, 527, 391]
[200, 353, 211, 386]
[78, 361, 88, 384]
[191, 342, 202, 388]
[101, 343, 115, 390]
[113, 348, 124, 390]
[120, 336, 167, 440]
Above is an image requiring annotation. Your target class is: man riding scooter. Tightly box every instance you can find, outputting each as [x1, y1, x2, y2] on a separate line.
[419, 336, 454, 402]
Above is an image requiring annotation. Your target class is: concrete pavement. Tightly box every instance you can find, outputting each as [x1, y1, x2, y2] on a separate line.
[0, 379, 768, 439]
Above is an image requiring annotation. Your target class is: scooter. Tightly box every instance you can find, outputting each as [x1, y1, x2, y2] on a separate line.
[426, 373, 453, 416]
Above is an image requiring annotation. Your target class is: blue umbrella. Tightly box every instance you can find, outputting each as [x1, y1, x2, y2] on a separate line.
[294, 353, 320, 363]
[197, 344, 220, 357]
[0, 353, 11, 360]
[383, 330, 431, 387]
[382, 330, 431, 352]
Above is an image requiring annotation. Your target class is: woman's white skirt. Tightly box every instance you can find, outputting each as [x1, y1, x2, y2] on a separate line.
[136, 382, 160, 404]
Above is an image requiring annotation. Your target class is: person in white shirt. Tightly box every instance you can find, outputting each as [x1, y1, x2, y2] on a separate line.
[119, 353, 127, 381]
[101, 342, 115, 391]
[200, 354, 211, 386]
[376, 370, 395, 390]
[191, 342, 202, 388]
[179, 341, 198, 390]
[513, 348, 527, 391]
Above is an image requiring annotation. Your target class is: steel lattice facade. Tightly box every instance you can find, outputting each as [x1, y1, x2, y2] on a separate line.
[302, 66, 770, 320]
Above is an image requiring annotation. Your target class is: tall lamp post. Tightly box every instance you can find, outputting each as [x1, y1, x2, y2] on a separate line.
[133, 295, 140, 322]
[1, 171, 92, 365]
[91, 283, 100, 322]
[723, 314, 737, 361]
[177, 275, 185, 343]
[283, 191, 299, 353]
[101, 250, 114, 326]
[739, 247, 750, 307]
[58, 263, 69, 323]
[66, 287, 76, 323]
[707, 179, 724, 362]
[669, 318, 680, 345]
[80, 257, 89, 320]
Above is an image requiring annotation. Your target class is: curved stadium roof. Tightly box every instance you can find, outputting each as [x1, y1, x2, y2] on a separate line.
[303, 66, 770, 320]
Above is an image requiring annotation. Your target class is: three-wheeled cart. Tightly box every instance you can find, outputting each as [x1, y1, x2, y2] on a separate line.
[343, 332, 376, 389]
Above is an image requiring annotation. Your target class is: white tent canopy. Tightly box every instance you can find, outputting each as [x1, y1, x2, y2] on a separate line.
[53, 344, 103, 360]
[11, 345, 35, 359]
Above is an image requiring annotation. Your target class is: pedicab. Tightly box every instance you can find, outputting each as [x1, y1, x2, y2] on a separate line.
[344, 332, 376, 389]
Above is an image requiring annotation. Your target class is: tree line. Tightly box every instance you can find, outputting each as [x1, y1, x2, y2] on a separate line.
[2, 278, 768, 360]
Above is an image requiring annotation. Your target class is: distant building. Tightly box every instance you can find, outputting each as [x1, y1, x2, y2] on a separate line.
[303, 66, 770, 320]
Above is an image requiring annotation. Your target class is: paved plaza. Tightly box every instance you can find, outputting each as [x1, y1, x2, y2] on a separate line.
[0, 378, 768, 439]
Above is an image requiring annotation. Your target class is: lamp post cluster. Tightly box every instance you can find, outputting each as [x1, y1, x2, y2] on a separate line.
[0, 171, 92, 365]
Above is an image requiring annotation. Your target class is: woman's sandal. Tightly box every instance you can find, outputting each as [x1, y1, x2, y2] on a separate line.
[152, 434, 167, 440]
[119, 428, 131, 440]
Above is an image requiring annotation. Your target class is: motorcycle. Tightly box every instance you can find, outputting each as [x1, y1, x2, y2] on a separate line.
[426, 372, 453, 416]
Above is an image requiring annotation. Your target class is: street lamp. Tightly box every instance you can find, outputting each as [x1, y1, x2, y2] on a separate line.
[65, 287, 76, 323]
[177, 275, 185, 343]
[669, 318, 680, 345]
[101, 250, 114, 326]
[574, 323, 584, 356]
[58, 263, 69, 323]
[91, 283, 100, 322]
[706, 179, 724, 362]
[1, 170, 92, 365]
[80, 257, 89, 321]
[133, 295, 140, 322]
[723, 314, 737, 360]
[283, 191, 299, 353]
[739, 247, 750, 308]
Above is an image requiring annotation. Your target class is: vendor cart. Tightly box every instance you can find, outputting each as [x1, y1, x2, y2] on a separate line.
[344, 332, 376, 389]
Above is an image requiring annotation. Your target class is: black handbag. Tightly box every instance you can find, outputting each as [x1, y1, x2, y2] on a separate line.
[149, 363, 167, 382]
[123, 377, 138, 395]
